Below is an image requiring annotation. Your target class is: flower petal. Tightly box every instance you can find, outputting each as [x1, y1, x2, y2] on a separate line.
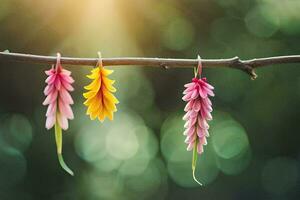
[59, 99, 74, 119]
[43, 90, 58, 105]
[46, 101, 57, 117]
[45, 115, 56, 130]
[59, 87, 74, 104]
[57, 113, 68, 130]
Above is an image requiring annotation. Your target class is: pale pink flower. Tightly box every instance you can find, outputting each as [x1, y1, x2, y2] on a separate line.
[182, 68, 214, 185]
[43, 53, 74, 130]
[182, 77, 214, 154]
[42, 53, 75, 176]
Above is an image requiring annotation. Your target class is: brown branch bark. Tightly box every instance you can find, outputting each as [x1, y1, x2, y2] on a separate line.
[1, 52, 300, 79]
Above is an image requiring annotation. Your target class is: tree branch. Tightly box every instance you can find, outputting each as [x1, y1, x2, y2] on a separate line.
[1, 52, 300, 80]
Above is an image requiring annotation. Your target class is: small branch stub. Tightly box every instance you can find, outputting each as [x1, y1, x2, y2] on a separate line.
[229, 57, 258, 80]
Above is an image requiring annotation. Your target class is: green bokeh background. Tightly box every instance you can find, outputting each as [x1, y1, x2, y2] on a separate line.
[0, 0, 300, 199]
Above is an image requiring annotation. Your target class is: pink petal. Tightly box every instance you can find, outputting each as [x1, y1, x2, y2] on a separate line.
[182, 112, 190, 121]
[45, 115, 56, 130]
[197, 127, 207, 138]
[184, 120, 189, 128]
[54, 78, 61, 90]
[205, 110, 213, 121]
[182, 92, 192, 101]
[198, 86, 207, 98]
[59, 87, 74, 104]
[203, 97, 212, 106]
[61, 79, 74, 91]
[203, 86, 214, 97]
[202, 81, 214, 90]
[44, 85, 54, 96]
[200, 108, 212, 121]
[45, 69, 55, 76]
[187, 126, 195, 137]
[198, 116, 209, 129]
[183, 88, 190, 95]
[45, 74, 56, 84]
[57, 113, 68, 130]
[197, 143, 204, 154]
[183, 126, 195, 136]
[43, 90, 58, 105]
[184, 100, 194, 112]
[201, 100, 213, 112]
[184, 82, 195, 88]
[183, 85, 195, 94]
[46, 101, 57, 117]
[187, 141, 195, 151]
[189, 110, 198, 118]
[61, 74, 74, 84]
[185, 134, 196, 144]
[61, 69, 71, 76]
[199, 137, 207, 145]
[191, 89, 199, 99]
[189, 116, 197, 127]
[192, 100, 201, 112]
[183, 128, 189, 135]
[58, 99, 74, 119]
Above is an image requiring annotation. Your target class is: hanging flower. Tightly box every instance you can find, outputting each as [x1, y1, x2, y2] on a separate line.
[83, 55, 119, 121]
[182, 56, 214, 185]
[43, 53, 74, 176]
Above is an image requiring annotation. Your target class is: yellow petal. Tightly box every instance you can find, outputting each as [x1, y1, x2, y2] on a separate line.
[103, 105, 114, 120]
[91, 67, 100, 74]
[84, 77, 101, 91]
[98, 106, 105, 122]
[103, 97, 117, 112]
[103, 90, 119, 104]
[84, 95, 97, 106]
[83, 90, 97, 99]
[103, 83, 116, 92]
[101, 68, 114, 76]
[83, 98, 91, 106]
[90, 109, 99, 120]
[102, 77, 115, 86]
[87, 68, 100, 79]
[87, 100, 101, 114]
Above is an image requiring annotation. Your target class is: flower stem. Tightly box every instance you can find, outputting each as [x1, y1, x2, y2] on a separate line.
[54, 122, 74, 176]
[192, 138, 202, 186]
[193, 67, 198, 78]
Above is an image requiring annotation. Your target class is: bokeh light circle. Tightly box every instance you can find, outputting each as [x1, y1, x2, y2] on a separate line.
[162, 17, 195, 51]
[8, 114, 33, 152]
[245, 5, 279, 38]
[119, 126, 159, 176]
[75, 122, 107, 163]
[0, 113, 33, 152]
[212, 120, 249, 159]
[105, 123, 139, 160]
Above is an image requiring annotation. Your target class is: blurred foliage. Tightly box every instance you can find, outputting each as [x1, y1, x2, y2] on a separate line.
[0, 0, 300, 199]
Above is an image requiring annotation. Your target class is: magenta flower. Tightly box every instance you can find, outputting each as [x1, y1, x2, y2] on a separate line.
[42, 53, 74, 175]
[182, 58, 214, 185]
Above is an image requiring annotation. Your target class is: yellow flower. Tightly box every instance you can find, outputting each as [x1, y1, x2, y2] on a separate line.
[83, 66, 119, 121]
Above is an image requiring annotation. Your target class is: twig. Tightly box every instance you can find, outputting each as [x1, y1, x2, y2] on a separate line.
[1, 52, 300, 79]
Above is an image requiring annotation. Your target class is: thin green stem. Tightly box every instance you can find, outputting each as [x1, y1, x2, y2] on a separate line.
[192, 138, 202, 186]
[54, 122, 74, 176]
